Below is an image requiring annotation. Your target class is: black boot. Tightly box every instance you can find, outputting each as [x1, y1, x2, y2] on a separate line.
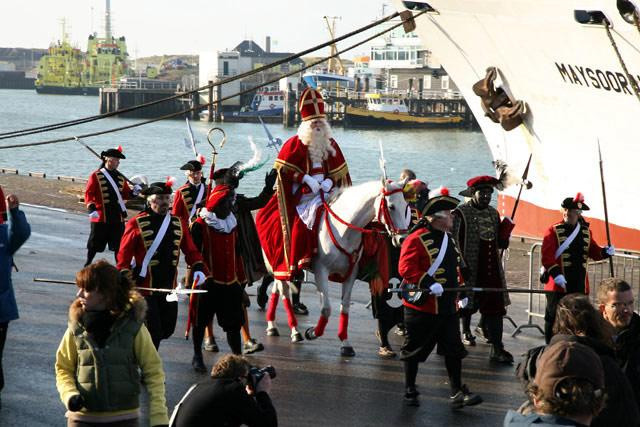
[192, 353, 207, 373]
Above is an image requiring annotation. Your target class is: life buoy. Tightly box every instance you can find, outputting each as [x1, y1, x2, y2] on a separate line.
[269, 103, 276, 109]
[393, 109, 400, 114]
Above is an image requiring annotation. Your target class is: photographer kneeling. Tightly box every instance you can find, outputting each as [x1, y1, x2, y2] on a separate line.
[171, 354, 277, 427]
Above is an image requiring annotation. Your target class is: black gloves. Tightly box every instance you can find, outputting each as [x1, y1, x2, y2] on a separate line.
[264, 169, 277, 191]
[68, 394, 85, 412]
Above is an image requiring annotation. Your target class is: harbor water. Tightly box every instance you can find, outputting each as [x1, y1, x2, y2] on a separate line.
[0, 89, 492, 195]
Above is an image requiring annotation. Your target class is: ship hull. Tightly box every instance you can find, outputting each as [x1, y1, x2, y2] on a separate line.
[344, 106, 465, 128]
[35, 85, 99, 96]
[393, 0, 640, 251]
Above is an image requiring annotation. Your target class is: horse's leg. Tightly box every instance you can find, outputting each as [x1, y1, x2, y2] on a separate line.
[279, 281, 303, 342]
[305, 267, 331, 340]
[338, 274, 358, 357]
[266, 280, 282, 336]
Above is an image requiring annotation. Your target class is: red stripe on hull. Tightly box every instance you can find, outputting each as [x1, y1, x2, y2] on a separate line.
[498, 195, 640, 252]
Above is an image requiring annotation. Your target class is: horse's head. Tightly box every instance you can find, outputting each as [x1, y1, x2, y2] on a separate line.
[376, 178, 411, 245]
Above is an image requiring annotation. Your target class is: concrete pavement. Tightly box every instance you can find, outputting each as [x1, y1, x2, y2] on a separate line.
[1, 205, 547, 426]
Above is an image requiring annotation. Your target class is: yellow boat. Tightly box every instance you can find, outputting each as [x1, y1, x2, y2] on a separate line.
[344, 93, 465, 128]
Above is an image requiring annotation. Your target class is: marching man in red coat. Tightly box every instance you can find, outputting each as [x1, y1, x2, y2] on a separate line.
[117, 179, 207, 349]
[172, 158, 207, 225]
[541, 193, 614, 342]
[256, 87, 351, 282]
[398, 187, 482, 409]
[84, 146, 141, 266]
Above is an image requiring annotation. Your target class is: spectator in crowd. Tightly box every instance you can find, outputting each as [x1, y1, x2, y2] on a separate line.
[597, 278, 640, 410]
[0, 192, 30, 408]
[550, 294, 639, 426]
[55, 260, 169, 427]
[171, 354, 277, 427]
[505, 339, 606, 426]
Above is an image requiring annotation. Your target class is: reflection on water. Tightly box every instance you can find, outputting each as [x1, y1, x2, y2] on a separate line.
[0, 89, 492, 195]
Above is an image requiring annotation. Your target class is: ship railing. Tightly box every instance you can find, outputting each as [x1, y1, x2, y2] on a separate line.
[511, 243, 640, 338]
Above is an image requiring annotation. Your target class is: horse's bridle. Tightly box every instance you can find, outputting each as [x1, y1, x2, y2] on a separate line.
[376, 187, 409, 238]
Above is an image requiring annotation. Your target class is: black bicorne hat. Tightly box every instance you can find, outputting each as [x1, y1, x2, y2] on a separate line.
[561, 192, 590, 211]
[100, 146, 126, 159]
[418, 187, 460, 217]
[180, 160, 203, 172]
[141, 177, 176, 196]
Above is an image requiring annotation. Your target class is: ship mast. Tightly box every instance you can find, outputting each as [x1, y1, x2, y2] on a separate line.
[105, 0, 112, 40]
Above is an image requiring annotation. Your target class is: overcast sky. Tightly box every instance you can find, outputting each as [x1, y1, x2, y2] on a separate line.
[2, 0, 396, 58]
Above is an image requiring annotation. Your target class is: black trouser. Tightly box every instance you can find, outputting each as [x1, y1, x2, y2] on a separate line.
[192, 284, 244, 355]
[401, 308, 466, 393]
[0, 322, 7, 393]
[85, 221, 125, 266]
[544, 292, 564, 344]
[483, 314, 504, 349]
[145, 294, 178, 349]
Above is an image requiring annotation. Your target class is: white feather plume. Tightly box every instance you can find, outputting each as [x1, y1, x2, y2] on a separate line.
[238, 136, 263, 172]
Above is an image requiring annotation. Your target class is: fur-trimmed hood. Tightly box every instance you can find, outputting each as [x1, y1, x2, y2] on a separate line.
[69, 291, 147, 324]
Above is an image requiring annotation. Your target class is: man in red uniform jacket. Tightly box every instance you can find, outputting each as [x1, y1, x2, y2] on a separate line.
[453, 175, 515, 363]
[84, 146, 140, 266]
[255, 88, 351, 281]
[398, 187, 482, 409]
[172, 158, 207, 225]
[189, 185, 246, 371]
[541, 193, 614, 342]
[117, 179, 207, 349]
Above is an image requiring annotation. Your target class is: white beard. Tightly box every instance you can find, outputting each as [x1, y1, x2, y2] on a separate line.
[297, 119, 336, 163]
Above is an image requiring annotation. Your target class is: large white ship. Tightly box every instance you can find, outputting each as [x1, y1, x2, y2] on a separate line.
[392, 0, 640, 251]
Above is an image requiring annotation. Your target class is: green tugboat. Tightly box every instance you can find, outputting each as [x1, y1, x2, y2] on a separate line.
[35, 0, 130, 95]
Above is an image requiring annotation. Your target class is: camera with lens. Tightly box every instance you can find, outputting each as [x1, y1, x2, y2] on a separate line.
[247, 365, 276, 388]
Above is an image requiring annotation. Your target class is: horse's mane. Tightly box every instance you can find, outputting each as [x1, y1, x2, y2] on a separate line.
[328, 180, 381, 206]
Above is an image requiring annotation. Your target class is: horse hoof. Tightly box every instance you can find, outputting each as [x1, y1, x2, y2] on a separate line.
[304, 327, 317, 340]
[341, 346, 356, 357]
[291, 332, 304, 343]
[266, 327, 280, 337]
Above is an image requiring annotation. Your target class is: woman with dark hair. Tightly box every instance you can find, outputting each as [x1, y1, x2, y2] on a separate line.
[550, 294, 640, 427]
[55, 260, 169, 427]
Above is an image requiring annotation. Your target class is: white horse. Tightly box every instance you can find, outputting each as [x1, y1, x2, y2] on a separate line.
[265, 178, 411, 356]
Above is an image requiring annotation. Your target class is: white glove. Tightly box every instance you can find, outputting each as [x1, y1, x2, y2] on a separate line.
[89, 211, 100, 220]
[458, 297, 469, 309]
[132, 184, 143, 196]
[192, 271, 206, 288]
[302, 174, 320, 194]
[429, 282, 444, 297]
[554, 274, 567, 290]
[605, 245, 615, 256]
[174, 282, 188, 302]
[320, 178, 333, 193]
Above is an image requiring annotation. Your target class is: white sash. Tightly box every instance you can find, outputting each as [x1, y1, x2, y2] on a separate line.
[138, 213, 172, 279]
[188, 183, 205, 220]
[100, 168, 126, 213]
[427, 233, 449, 277]
[555, 223, 581, 259]
[169, 383, 199, 427]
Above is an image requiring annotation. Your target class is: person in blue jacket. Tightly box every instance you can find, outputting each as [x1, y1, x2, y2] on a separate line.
[0, 192, 31, 406]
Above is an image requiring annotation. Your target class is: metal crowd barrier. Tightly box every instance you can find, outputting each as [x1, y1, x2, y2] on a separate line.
[512, 243, 640, 337]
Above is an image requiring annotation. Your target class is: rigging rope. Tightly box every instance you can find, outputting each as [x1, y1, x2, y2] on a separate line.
[0, 12, 401, 140]
[604, 17, 640, 103]
[0, 9, 428, 150]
